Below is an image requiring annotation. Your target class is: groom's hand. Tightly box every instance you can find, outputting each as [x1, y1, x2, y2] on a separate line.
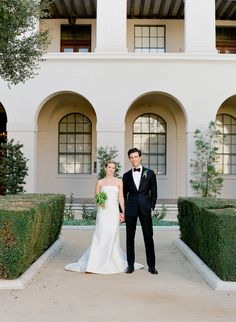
[119, 213, 125, 223]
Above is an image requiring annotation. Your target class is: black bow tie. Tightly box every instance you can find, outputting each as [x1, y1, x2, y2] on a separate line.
[134, 168, 141, 172]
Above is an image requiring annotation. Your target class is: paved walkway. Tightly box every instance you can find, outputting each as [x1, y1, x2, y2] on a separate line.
[1, 228, 236, 322]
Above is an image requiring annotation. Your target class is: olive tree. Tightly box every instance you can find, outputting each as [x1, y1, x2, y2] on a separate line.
[190, 121, 224, 197]
[0, 0, 51, 86]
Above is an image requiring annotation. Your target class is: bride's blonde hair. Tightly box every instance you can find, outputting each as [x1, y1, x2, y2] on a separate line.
[105, 160, 116, 168]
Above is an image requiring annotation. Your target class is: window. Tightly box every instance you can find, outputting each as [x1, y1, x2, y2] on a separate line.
[133, 113, 166, 174]
[216, 114, 236, 174]
[58, 113, 92, 174]
[61, 25, 91, 52]
[216, 27, 236, 54]
[134, 25, 165, 53]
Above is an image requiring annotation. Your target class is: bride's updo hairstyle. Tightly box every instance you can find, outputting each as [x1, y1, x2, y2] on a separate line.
[105, 160, 116, 168]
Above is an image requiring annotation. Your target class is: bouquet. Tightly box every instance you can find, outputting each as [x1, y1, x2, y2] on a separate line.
[95, 191, 107, 208]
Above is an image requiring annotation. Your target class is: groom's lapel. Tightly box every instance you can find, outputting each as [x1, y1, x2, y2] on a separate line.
[138, 167, 147, 190]
[128, 169, 138, 191]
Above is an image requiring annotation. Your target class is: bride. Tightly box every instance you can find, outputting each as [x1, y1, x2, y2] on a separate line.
[65, 160, 143, 274]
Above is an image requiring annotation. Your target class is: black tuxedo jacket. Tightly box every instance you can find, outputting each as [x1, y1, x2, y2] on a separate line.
[123, 167, 157, 217]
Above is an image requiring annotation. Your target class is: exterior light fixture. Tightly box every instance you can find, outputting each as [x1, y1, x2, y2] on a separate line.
[68, 13, 77, 25]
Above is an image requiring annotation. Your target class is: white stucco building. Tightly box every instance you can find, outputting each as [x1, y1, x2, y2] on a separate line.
[1, 0, 236, 199]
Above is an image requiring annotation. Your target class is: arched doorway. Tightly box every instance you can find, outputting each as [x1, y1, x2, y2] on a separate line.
[125, 92, 187, 199]
[36, 91, 97, 197]
[215, 95, 236, 198]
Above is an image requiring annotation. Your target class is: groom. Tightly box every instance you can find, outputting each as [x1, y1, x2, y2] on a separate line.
[122, 148, 158, 274]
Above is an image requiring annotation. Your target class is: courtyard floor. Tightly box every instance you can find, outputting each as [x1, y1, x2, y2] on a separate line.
[0, 227, 236, 322]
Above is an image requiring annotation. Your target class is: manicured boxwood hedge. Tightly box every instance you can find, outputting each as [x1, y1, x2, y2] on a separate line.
[0, 193, 65, 279]
[178, 197, 236, 281]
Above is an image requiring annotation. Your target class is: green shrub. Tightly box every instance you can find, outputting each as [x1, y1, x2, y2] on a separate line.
[81, 204, 97, 220]
[64, 193, 75, 220]
[0, 193, 65, 279]
[0, 139, 28, 194]
[178, 197, 236, 281]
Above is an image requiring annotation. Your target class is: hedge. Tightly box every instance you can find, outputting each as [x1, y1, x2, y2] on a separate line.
[0, 194, 65, 279]
[178, 197, 236, 281]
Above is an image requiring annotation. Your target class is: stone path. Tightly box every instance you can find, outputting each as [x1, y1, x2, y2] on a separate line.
[0, 228, 236, 322]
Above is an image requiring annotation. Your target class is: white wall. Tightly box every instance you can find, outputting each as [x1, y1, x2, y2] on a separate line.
[1, 52, 236, 198]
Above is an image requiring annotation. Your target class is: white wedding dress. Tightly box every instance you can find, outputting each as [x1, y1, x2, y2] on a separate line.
[65, 185, 143, 274]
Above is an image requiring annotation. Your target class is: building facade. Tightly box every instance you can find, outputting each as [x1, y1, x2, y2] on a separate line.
[0, 0, 236, 199]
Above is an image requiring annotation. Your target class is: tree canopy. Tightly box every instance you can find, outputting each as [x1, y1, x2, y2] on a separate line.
[0, 0, 51, 86]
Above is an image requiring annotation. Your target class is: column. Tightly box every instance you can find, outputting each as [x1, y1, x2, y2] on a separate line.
[7, 123, 37, 193]
[95, 0, 127, 53]
[184, 0, 217, 53]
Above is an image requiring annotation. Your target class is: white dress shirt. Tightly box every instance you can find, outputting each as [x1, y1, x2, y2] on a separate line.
[132, 166, 142, 190]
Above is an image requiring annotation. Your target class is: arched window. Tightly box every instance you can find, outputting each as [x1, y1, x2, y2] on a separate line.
[58, 113, 92, 174]
[133, 113, 166, 174]
[216, 114, 236, 174]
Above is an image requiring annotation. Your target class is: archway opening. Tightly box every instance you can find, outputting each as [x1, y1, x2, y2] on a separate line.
[125, 92, 186, 199]
[36, 91, 97, 197]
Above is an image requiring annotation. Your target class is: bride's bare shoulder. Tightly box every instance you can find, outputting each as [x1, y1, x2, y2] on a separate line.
[96, 179, 104, 187]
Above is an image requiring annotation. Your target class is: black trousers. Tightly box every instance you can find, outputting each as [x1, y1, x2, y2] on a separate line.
[125, 212, 155, 268]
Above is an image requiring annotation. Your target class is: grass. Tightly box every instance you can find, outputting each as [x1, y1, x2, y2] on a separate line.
[63, 218, 178, 226]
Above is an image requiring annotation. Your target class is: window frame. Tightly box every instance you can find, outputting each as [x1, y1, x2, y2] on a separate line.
[132, 113, 167, 175]
[134, 25, 166, 53]
[60, 24, 92, 53]
[216, 113, 236, 175]
[216, 26, 236, 54]
[58, 113, 92, 175]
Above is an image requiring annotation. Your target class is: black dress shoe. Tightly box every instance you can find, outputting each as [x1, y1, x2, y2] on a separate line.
[148, 267, 158, 274]
[126, 265, 134, 274]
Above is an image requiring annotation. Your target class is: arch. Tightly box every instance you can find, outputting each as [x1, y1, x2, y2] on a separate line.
[216, 94, 236, 120]
[215, 95, 236, 198]
[35, 90, 97, 125]
[125, 91, 187, 199]
[36, 91, 97, 197]
[125, 91, 188, 125]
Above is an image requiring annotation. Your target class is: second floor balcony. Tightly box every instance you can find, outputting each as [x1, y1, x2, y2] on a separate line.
[42, 0, 236, 55]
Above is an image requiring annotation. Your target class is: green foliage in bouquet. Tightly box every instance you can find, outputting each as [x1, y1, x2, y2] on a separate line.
[95, 192, 107, 207]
